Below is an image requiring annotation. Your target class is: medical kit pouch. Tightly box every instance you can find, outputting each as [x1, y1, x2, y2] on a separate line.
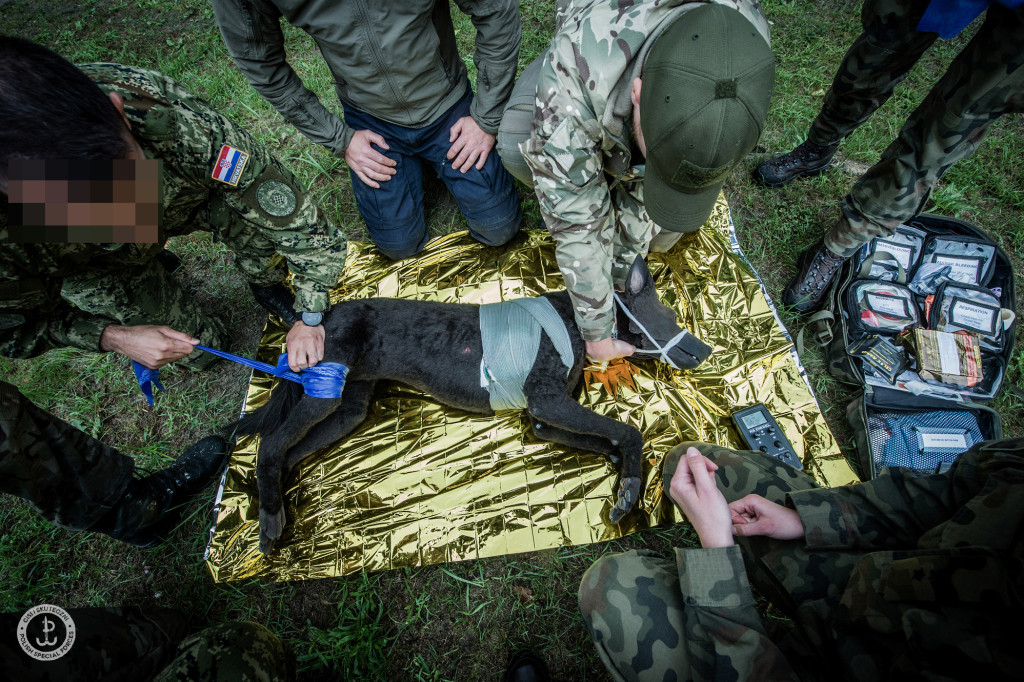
[928, 281, 1011, 353]
[846, 281, 920, 336]
[908, 234, 997, 295]
[847, 386, 1001, 479]
[852, 223, 927, 281]
[802, 213, 1015, 479]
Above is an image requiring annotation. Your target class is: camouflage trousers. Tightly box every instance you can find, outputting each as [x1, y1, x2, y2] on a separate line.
[808, 0, 1024, 257]
[0, 607, 290, 682]
[60, 254, 229, 370]
[578, 442, 819, 682]
[0, 379, 134, 530]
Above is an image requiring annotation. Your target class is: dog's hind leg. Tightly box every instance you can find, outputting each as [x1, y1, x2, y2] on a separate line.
[529, 420, 622, 463]
[282, 380, 377, 473]
[526, 395, 644, 525]
[256, 394, 344, 555]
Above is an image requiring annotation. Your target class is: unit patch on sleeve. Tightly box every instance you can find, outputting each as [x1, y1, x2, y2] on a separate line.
[212, 145, 250, 186]
[256, 180, 298, 217]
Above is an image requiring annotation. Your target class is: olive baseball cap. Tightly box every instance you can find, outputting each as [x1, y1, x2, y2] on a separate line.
[640, 4, 775, 232]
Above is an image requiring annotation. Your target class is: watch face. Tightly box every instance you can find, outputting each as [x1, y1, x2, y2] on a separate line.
[301, 311, 323, 327]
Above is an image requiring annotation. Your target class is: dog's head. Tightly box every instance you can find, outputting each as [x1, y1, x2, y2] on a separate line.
[615, 256, 712, 370]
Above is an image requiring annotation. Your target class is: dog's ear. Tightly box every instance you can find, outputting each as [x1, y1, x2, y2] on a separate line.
[625, 256, 651, 296]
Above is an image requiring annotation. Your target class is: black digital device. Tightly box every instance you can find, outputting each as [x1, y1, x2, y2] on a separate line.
[731, 404, 802, 469]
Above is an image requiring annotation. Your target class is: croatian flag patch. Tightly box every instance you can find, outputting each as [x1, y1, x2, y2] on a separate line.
[211, 144, 249, 186]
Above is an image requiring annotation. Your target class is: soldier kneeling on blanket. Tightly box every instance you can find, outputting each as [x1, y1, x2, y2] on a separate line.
[581, 438, 1024, 681]
[0, 36, 346, 546]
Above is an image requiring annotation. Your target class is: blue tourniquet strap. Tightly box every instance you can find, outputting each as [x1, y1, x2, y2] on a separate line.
[133, 362, 165, 407]
[132, 345, 348, 405]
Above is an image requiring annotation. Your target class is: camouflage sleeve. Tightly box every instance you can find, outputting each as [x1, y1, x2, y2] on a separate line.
[0, 240, 115, 357]
[183, 97, 347, 314]
[676, 546, 801, 681]
[788, 438, 1024, 550]
[453, 0, 521, 135]
[521, 46, 618, 342]
[0, 299, 112, 357]
[210, 0, 354, 155]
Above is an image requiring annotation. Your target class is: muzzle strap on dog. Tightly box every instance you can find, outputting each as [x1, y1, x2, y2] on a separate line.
[612, 292, 691, 370]
[132, 345, 348, 406]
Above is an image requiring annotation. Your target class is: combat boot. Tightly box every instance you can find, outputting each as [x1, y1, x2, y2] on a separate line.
[88, 436, 230, 548]
[503, 650, 550, 682]
[753, 140, 839, 187]
[782, 240, 848, 315]
[250, 282, 300, 325]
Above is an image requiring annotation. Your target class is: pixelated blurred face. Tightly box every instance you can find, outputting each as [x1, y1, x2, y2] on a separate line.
[5, 158, 161, 243]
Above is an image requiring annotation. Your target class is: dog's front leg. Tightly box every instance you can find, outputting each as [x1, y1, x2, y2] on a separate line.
[255, 395, 345, 555]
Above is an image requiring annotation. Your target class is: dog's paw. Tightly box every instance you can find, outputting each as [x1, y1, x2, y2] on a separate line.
[609, 476, 642, 525]
[259, 505, 287, 556]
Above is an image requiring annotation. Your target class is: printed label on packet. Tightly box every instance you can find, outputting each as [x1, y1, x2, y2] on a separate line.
[934, 255, 980, 284]
[874, 240, 914, 270]
[937, 331, 961, 374]
[950, 299, 998, 334]
[920, 432, 968, 451]
[866, 293, 911, 318]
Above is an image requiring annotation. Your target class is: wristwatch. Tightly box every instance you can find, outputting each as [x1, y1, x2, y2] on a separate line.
[300, 311, 324, 327]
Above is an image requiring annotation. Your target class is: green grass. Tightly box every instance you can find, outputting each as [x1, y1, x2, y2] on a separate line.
[2, 1, 1023, 679]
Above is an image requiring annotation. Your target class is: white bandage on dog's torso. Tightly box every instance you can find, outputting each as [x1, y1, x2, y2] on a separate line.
[479, 297, 574, 412]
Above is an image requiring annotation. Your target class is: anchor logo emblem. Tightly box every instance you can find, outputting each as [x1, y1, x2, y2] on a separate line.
[35, 616, 58, 647]
[17, 604, 76, 661]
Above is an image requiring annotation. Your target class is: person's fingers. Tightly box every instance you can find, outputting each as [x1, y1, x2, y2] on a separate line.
[447, 136, 467, 161]
[612, 339, 636, 356]
[475, 147, 490, 170]
[453, 148, 478, 172]
[365, 131, 389, 150]
[449, 119, 463, 144]
[686, 448, 715, 494]
[355, 170, 380, 189]
[159, 327, 200, 344]
[367, 150, 396, 168]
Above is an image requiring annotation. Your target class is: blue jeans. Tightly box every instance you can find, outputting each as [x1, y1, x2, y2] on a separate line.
[343, 88, 522, 259]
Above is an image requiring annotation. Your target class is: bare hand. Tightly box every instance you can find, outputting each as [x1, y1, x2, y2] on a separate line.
[99, 324, 199, 369]
[447, 116, 495, 173]
[286, 321, 325, 372]
[345, 129, 397, 188]
[585, 337, 636, 362]
[729, 494, 805, 540]
[669, 447, 734, 548]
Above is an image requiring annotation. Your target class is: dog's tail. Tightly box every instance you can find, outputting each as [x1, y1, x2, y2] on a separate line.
[228, 379, 305, 439]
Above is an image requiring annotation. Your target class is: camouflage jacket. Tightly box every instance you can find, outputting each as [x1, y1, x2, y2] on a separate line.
[211, 0, 521, 154]
[679, 437, 1024, 681]
[521, 0, 769, 340]
[0, 64, 346, 358]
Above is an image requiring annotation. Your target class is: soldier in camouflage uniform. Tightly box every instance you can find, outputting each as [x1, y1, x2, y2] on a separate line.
[1, 37, 347, 374]
[753, 0, 1024, 315]
[580, 438, 1024, 681]
[0, 606, 291, 681]
[0, 37, 330, 544]
[497, 0, 774, 363]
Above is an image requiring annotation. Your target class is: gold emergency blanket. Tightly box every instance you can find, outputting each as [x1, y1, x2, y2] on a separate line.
[205, 196, 858, 582]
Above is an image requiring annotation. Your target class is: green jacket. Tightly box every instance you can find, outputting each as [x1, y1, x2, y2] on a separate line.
[0, 64, 346, 358]
[211, 0, 522, 155]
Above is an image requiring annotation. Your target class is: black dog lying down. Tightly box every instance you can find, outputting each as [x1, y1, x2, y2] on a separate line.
[237, 257, 712, 554]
